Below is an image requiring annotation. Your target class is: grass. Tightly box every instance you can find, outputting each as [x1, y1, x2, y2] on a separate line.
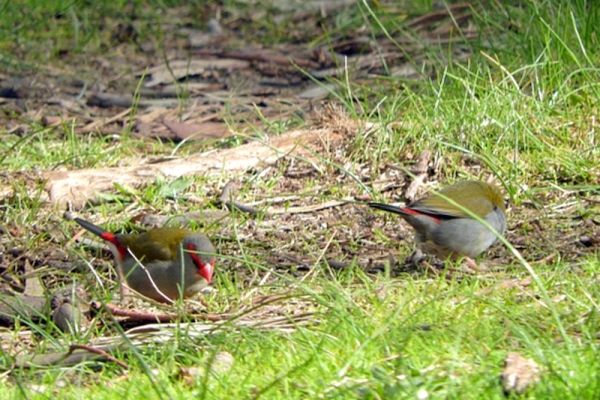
[1, 0, 600, 398]
[6, 272, 600, 398]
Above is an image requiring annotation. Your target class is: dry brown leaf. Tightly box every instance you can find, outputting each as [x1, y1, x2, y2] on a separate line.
[161, 119, 230, 141]
[500, 352, 541, 394]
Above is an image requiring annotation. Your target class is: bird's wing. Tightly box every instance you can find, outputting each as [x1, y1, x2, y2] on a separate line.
[411, 196, 495, 219]
[119, 229, 189, 262]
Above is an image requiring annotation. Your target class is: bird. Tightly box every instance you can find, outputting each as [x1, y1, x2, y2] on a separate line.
[368, 180, 506, 267]
[74, 218, 216, 303]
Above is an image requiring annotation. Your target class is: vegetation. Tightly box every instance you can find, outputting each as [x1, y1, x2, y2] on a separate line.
[1, 0, 599, 398]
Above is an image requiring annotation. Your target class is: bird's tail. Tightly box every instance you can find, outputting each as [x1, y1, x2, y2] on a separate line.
[74, 218, 110, 238]
[367, 202, 407, 215]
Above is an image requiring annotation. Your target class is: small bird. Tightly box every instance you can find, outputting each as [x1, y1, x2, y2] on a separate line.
[368, 180, 506, 266]
[74, 218, 216, 303]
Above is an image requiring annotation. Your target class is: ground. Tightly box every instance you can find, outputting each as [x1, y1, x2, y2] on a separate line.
[1, 1, 600, 397]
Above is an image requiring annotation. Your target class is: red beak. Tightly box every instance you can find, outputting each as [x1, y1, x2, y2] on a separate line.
[200, 259, 215, 283]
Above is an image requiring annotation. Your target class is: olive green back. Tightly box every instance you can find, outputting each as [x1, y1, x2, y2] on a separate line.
[412, 181, 505, 218]
[117, 228, 192, 262]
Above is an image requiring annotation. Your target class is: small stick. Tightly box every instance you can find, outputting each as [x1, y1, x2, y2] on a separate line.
[68, 344, 130, 369]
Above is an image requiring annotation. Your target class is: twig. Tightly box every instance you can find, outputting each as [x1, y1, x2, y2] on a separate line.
[218, 181, 258, 214]
[91, 301, 223, 323]
[68, 344, 130, 369]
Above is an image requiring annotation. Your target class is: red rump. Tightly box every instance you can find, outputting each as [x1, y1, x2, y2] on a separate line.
[401, 207, 442, 224]
[100, 232, 128, 260]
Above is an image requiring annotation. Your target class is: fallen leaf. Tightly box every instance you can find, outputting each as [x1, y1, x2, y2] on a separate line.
[162, 119, 230, 141]
[500, 352, 541, 394]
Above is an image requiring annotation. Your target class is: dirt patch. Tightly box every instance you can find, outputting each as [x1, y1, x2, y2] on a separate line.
[1, 3, 475, 141]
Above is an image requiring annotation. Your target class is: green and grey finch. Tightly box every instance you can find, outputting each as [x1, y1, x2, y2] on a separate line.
[368, 181, 506, 262]
[74, 218, 216, 303]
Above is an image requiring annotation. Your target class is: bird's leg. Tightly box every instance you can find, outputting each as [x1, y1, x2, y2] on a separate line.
[409, 248, 444, 276]
[463, 257, 489, 273]
[409, 248, 426, 267]
[116, 266, 132, 302]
